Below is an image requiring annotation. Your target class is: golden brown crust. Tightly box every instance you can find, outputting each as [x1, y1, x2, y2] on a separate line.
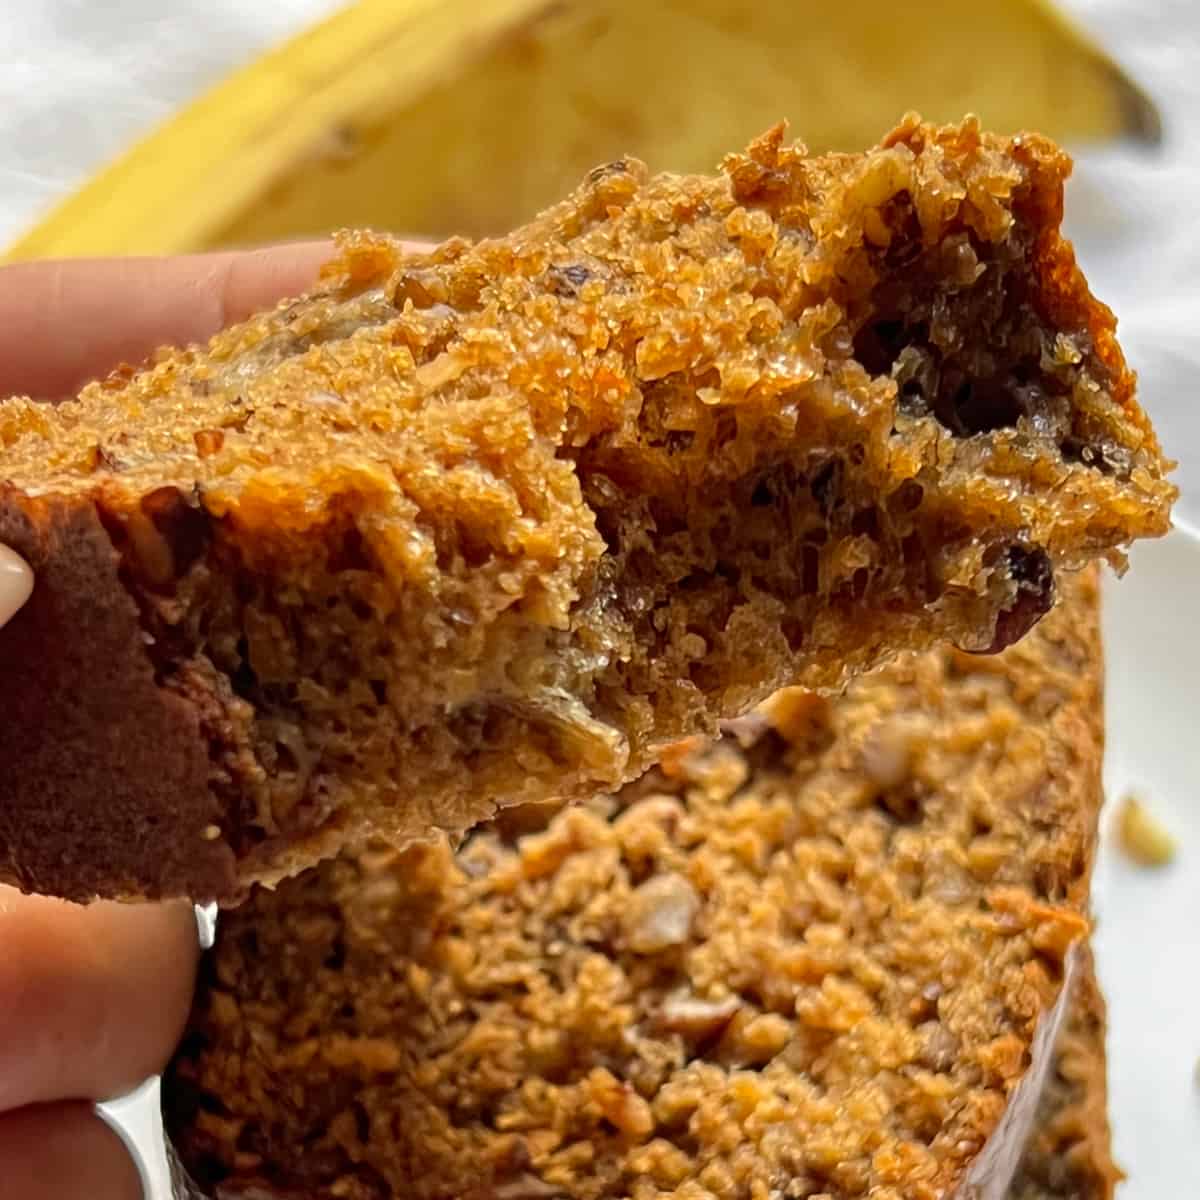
[0, 117, 1169, 902]
[165, 569, 1105, 1199]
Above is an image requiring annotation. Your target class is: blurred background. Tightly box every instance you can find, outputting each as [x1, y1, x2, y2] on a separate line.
[2, 1, 1197, 528]
[0, 2, 1196, 1197]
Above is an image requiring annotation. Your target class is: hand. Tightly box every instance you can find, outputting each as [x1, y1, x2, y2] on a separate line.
[0, 243, 333, 1199]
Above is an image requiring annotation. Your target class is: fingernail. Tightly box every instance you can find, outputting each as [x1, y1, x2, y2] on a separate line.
[0, 544, 33, 627]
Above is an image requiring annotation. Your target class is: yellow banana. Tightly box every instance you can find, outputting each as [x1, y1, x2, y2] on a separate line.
[8, 0, 1158, 260]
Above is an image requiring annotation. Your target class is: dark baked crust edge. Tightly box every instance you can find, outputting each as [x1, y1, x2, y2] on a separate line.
[0, 488, 236, 901]
[1009, 943, 1122, 1200]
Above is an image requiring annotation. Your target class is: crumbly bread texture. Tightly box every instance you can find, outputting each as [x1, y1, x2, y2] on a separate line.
[0, 116, 1168, 902]
[166, 950, 1121, 1200]
[165, 570, 1104, 1199]
[1010, 946, 1121, 1200]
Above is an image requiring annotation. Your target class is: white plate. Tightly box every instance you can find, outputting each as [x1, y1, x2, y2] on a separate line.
[106, 529, 1200, 1197]
[1096, 522, 1200, 1194]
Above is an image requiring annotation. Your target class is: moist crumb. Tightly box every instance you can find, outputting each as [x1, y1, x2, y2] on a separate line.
[166, 570, 1106, 1199]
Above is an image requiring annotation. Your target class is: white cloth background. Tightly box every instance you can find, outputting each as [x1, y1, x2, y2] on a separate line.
[0, 1, 344, 245]
[0, 2, 1197, 1197]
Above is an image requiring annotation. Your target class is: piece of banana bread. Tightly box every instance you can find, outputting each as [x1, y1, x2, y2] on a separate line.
[164, 569, 1105, 1198]
[0, 117, 1168, 902]
[162, 946, 1121, 1200]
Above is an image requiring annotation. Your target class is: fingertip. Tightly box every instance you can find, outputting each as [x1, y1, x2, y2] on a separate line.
[0, 890, 200, 1109]
[210, 239, 336, 330]
[0, 1101, 144, 1200]
[0, 241, 338, 400]
[0, 544, 33, 628]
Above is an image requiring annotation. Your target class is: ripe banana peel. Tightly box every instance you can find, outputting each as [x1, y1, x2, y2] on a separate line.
[8, 0, 1158, 260]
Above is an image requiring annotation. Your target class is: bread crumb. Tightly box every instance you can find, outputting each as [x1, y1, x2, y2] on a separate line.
[1115, 794, 1176, 867]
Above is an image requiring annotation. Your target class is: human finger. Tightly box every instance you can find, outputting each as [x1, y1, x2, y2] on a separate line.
[0, 887, 198, 1110]
[0, 1101, 143, 1200]
[0, 545, 33, 627]
[0, 240, 334, 399]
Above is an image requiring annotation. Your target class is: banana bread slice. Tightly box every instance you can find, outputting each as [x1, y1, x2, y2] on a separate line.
[165, 945, 1120, 1200]
[164, 569, 1106, 1198]
[0, 117, 1169, 902]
